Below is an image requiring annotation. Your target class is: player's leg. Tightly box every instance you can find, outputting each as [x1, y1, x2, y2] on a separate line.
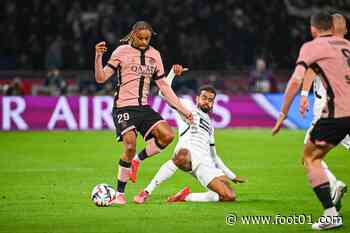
[168, 188, 219, 202]
[166, 149, 218, 203]
[145, 160, 178, 194]
[168, 162, 234, 202]
[303, 142, 342, 229]
[205, 176, 235, 202]
[168, 178, 234, 203]
[138, 108, 175, 160]
[320, 160, 347, 211]
[133, 159, 178, 203]
[178, 176, 235, 203]
[130, 107, 174, 182]
[320, 161, 337, 193]
[110, 108, 138, 205]
[303, 142, 334, 211]
[306, 126, 337, 186]
[172, 148, 192, 171]
[331, 134, 349, 211]
[305, 118, 348, 230]
[136, 121, 174, 160]
[112, 130, 137, 205]
[133, 148, 189, 203]
[328, 134, 348, 211]
[305, 124, 339, 206]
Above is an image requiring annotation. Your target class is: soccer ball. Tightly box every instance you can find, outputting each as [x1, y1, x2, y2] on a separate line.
[91, 184, 116, 207]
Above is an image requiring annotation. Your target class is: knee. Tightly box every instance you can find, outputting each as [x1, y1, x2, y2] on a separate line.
[303, 154, 315, 168]
[172, 149, 189, 167]
[161, 131, 175, 145]
[124, 142, 136, 156]
[172, 154, 185, 167]
[173, 149, 192, 171]
[219, 190, 236, 202]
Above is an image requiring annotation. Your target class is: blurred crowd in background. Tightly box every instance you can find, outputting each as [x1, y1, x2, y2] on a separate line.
[0, 0, 349, 96]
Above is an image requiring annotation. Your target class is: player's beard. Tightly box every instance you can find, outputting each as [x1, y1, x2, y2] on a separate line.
[199, 104, 211, 113]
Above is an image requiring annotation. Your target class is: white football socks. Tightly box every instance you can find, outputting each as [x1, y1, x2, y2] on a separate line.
[185, 191, 219, 202]
[145, 160, 178, 194]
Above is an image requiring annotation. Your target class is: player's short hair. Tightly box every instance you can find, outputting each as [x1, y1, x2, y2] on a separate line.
[198, 85, 216, 97]
[310, 12, 333, 31]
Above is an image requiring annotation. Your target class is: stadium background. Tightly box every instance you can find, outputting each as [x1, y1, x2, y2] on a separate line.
[1, 1, 350, 233]
[3, 0, 348, 130]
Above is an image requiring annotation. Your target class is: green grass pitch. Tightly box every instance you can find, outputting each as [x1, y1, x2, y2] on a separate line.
[0, 129, 349, 233]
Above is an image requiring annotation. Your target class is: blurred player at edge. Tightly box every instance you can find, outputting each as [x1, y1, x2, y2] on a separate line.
[94, 21, 193, 205]
[274, 12, 350, 230]
[133, 73, 245, 204]
[272, 12, 348, 218]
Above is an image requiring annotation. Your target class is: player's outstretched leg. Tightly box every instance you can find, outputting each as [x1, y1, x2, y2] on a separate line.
[167, 176, 235, 203]
[168, 188, 220, 202]
[130, 122, 174, 183]
[303, 143, 342, 230]
[110, 130, 136, 205]
[184, 190, 220, 202]
[133, 160, 178, 204]
[167, 187, 192, 202]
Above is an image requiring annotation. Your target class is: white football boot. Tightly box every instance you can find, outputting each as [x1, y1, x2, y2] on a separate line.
[311, 208, 343, 230]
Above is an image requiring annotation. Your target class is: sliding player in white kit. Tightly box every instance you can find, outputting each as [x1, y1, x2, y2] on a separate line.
[272, 13, 348, 212]
[133, 66, 245, 204]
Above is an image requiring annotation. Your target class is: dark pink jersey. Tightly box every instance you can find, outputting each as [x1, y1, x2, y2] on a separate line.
[107, 44, 165, 108]
[296, 35, 350, 118]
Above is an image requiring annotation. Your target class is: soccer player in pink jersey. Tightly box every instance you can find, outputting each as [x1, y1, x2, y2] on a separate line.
[272, 13, 348, 218]
[275, 12, 350, 230]
[94, 21, 193, 205]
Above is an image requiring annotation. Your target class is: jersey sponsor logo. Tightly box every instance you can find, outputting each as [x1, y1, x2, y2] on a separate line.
[131, 64, 156, 77]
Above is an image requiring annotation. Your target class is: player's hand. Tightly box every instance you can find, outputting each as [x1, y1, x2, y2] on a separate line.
[272, 112, 287, 136]
[95, 41, 107, 56]
[232, 176, 246, 184]
[299, 96, 308, 117]
[183, 111, 194, 124]
[173, 64, 185, 76]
